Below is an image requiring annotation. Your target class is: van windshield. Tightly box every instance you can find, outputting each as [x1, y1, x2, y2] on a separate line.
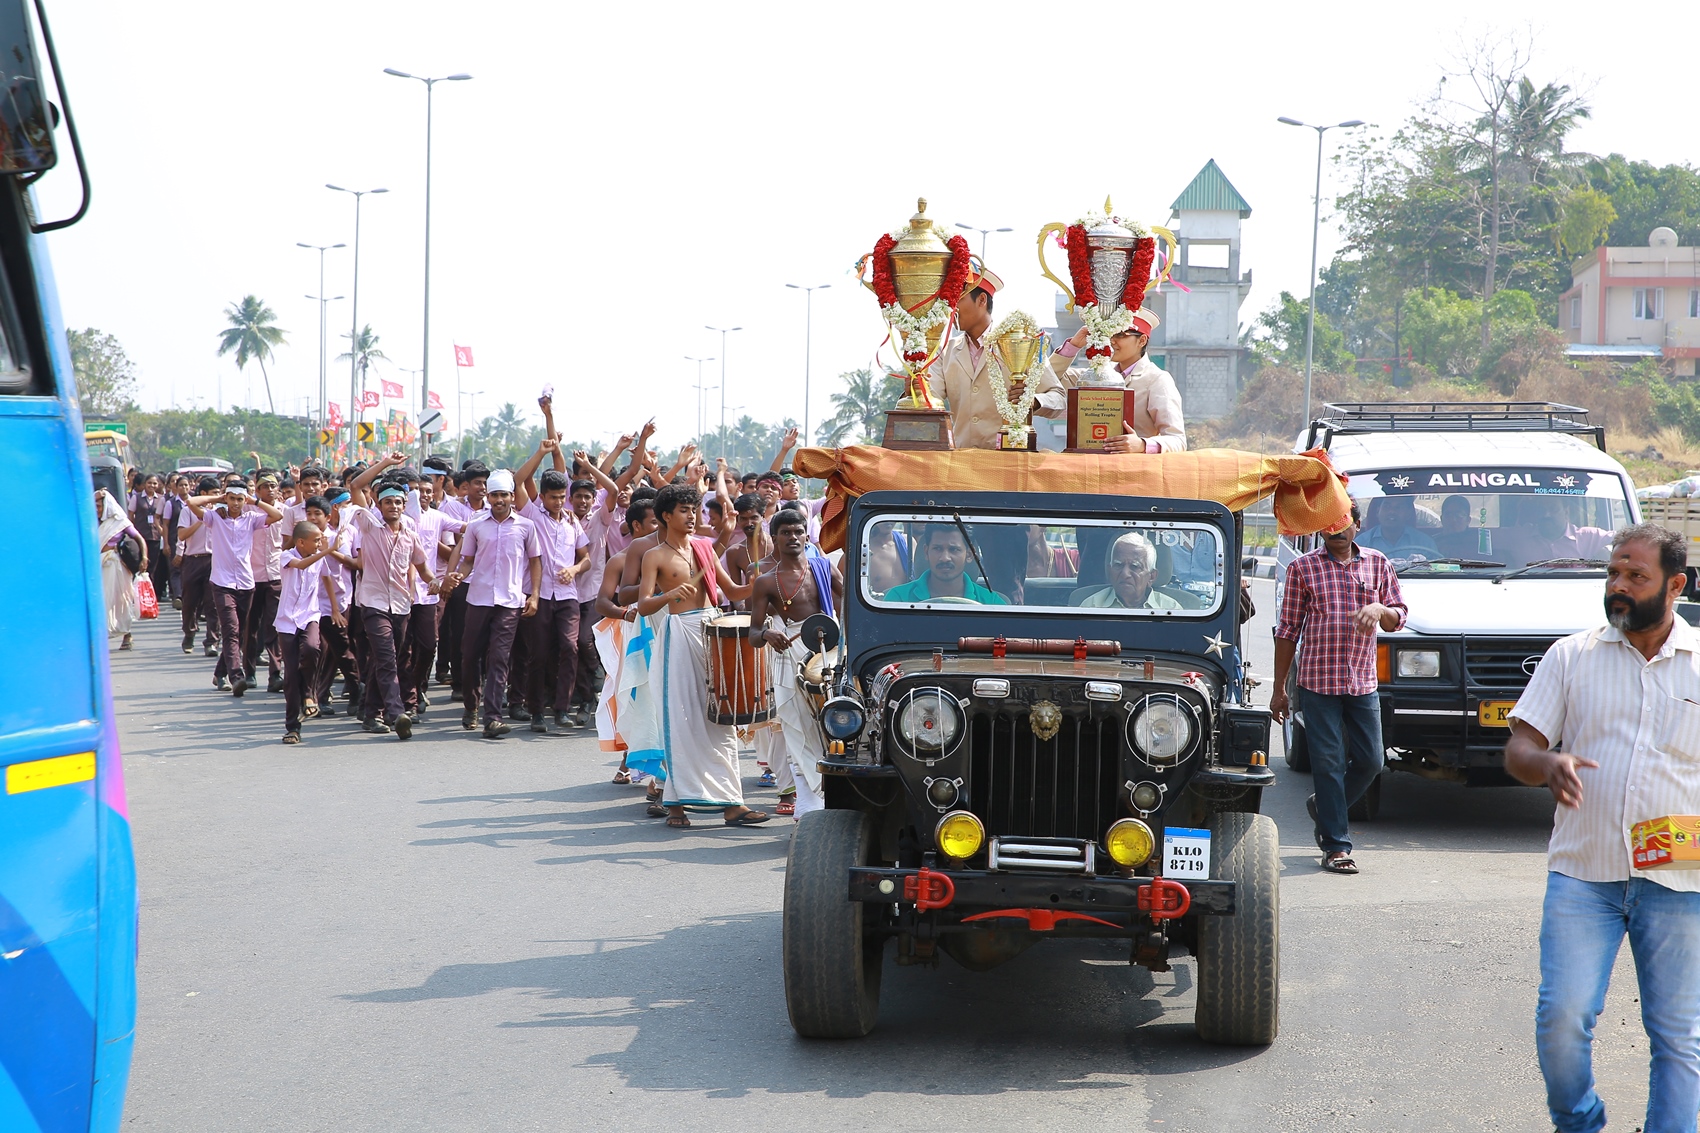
[859, 513, 1223, 615]
[1352, 466, 1632, 570]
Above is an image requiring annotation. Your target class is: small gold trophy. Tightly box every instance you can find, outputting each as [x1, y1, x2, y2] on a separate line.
[986, 312, 1047, 451]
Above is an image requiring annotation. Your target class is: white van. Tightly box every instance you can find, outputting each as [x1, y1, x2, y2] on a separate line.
[1276, 402, 1638, 817]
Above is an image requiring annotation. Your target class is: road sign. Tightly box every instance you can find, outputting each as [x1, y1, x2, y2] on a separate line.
[419, 409, 444, 436]
[317, 429, 334, 445]
[356, 422, 375, 443]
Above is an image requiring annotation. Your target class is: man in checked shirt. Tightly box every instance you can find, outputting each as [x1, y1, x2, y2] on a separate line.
[1269, 501, 1407, 874]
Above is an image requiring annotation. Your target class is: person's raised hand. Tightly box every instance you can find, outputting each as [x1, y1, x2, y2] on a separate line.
[637, 419, 656, 440]
[573, 449, 592, 468]
[1068, 326, 1090, 349]
[386, 450, 407, 466]
[540, 437, 560, 454]
[538, 392, 552, 412]
[781, 426, 800, 450]
[716, 456, 728, 472]
[614, 432, 634, 452]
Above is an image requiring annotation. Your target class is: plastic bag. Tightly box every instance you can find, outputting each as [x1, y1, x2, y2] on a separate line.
[137, 577, 159, 620]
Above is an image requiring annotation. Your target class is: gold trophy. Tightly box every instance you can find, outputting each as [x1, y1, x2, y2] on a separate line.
[857, 198, 972, 450]
[986, 311, 1047, 451]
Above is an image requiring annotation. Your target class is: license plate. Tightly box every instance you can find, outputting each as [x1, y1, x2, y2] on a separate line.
[1478, 701, 1516, 728]
[1163, 827, 1211, 878]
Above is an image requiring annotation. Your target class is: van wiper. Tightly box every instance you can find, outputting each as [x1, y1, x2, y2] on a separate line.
[1492, 557, 1607, 584]
[1397, 557, 1505, 574]
[950, 509, 994, 591]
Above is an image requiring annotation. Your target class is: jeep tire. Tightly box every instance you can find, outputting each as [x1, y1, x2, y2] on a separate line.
[1194, 811, 1279, 1045]
[783, 809, 883, 1038]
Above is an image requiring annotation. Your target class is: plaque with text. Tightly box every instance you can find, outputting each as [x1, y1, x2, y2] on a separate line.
[1065, 387, 1137, 452]
[882, 408, 954, 451]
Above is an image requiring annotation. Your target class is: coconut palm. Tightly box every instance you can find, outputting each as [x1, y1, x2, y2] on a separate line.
[335, 325, 390, 398]
[216, 295, 287, 414]
[819, 368, 904, 446]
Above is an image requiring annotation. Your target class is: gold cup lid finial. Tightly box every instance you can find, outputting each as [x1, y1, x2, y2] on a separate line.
[1104, 194, 1113, 214]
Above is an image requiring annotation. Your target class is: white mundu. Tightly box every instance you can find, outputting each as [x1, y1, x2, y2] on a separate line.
[767, 616, 825, 815]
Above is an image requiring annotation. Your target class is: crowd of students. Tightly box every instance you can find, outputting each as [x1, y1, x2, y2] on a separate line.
[109, 405, 837, 825]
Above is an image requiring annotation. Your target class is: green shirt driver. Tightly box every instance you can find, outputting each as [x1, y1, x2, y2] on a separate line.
[884, 524, 1009, 605]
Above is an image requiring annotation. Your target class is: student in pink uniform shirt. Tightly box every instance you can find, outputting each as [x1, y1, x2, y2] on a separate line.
[404, 495, 463, 718]
[245, 471, 287, 692]
[186, 479, 283, 697]
[274, 521, 340, 744]
[442, 468, 542, 739]
[515, 438, 590, 732]
[345, 454, 439, 739]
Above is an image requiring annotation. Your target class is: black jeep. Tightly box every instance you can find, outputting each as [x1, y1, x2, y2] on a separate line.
[782, 490, 1280, 1045]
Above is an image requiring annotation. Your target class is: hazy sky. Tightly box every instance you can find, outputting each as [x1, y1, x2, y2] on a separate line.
[35, 0, 1700, 454]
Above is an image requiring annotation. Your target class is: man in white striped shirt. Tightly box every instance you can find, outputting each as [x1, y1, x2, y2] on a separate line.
[1506, 523, 1700, 1133]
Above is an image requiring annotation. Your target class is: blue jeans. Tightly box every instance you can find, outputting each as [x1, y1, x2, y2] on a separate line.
[1538, 872, 1700, 1133]
[1297, 688, 1382, 855]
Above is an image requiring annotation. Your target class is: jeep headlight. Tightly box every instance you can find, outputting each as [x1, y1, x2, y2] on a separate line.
[1396, 649, 1441, 679]
[896, 689, 962, 755]
[934, 811, 984, 860]
[820, 696, 865, 740]
[1127, 695, 1195, 765]
[1105, 818, 1155, 867]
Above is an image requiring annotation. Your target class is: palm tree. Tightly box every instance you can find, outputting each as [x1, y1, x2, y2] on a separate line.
[216, 296, 287, 414]
[335, 325, 390, 403]
[819, 368, 903, 445]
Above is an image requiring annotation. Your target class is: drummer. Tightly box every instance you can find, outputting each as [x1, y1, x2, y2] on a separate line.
[634, 484, 762, 829]
[1051, 308, 1186, 453]
[751, 509, 844, 817]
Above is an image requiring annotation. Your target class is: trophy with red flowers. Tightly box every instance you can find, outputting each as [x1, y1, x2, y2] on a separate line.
[856, 198, 974, 450]
[1038, 198, 1176, 450]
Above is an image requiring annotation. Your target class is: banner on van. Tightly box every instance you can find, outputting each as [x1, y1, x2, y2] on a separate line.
[1361, 468, 1618, 498]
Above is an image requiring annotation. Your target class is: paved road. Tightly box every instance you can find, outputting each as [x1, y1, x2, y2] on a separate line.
[114, 580, 1653, 1132]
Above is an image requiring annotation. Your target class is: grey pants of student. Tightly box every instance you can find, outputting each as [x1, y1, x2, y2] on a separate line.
[360, 607, 411, 723]
[211, 584, 252, 681]
[462, 603, 521, 725]
[279, 622, 323, 733]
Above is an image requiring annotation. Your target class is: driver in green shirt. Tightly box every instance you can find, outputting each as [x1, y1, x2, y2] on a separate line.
[884, 524, 1009, 605]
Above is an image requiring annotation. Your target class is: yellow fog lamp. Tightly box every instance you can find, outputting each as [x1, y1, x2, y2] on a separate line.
[1105, 818, 1156, 868]
[934, 811, 985, 860]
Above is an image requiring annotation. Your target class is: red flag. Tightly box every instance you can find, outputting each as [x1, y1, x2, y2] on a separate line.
[426, 390, 444, 410]
[382, 379, 404, 399]
[361, 390, 380, 410]
[327, 402, 344, 428]
[454, 345, 474, 367]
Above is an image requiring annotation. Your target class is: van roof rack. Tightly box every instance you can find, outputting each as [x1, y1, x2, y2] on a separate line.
[1306, 401, 1605, 452]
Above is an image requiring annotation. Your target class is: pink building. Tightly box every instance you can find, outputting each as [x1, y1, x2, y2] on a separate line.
[1558, 227, 1700, 376]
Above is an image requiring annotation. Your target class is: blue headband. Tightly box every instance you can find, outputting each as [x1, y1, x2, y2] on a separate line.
[378, 486, 406, 501]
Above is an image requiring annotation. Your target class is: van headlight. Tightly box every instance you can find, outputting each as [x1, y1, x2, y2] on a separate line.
[895, 689, 963, 756]
[1396, 649, 1441, 678]
[1126, 695, 1195, 765]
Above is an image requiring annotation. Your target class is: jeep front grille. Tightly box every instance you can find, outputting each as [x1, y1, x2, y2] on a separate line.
[964, 710, 1122, 842]
[1464, 638, 1556, 689]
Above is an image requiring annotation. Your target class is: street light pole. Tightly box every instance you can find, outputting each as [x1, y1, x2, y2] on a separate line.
[785, 283, 830, 444]
[327, 184, 388, 459]
[705, 324, 742, 455]
[1277, 116, 1364, 432]
[684, 355, 715, 441]
[384, 69, 472, 461]
[297, 241, 345, 460]
[457, 388, 484, 468]
[954, 221, 1013, 261]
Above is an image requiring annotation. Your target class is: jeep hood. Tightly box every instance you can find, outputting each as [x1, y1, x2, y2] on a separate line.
[1398, 575, 1606, 636]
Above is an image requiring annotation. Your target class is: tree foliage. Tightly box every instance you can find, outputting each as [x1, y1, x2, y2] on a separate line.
[818, 368, 905, 446]
[216, 296, 287, 414]
[1250, 291, 1356, 373]
[68, 327, 138, 419]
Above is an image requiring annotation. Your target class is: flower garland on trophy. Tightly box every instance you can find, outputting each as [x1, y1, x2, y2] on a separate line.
[1038, 198, 1176, 385]
[856, 198, 974, 449]
[984, 309, 1048, 451]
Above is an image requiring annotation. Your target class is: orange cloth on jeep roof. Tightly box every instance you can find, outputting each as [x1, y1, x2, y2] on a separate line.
[790, 445, 1351, 553]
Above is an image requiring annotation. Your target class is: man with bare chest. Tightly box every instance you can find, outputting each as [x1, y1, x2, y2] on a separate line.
[750, 509, 843, 816]
[635, 484, 761, 828]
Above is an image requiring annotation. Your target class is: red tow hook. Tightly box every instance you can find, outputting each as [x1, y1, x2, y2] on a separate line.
[962, 908, 1120, 931]
[903, 867, 956, 911]
[1137, 877, 1191, 921]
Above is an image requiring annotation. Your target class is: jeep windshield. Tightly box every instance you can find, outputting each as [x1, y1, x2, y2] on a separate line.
[859, 513, 1223, 616]
[1350, 465, 1632, 572]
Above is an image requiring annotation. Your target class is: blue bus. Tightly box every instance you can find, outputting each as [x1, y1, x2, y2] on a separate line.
[0, 3, 139, 1130]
